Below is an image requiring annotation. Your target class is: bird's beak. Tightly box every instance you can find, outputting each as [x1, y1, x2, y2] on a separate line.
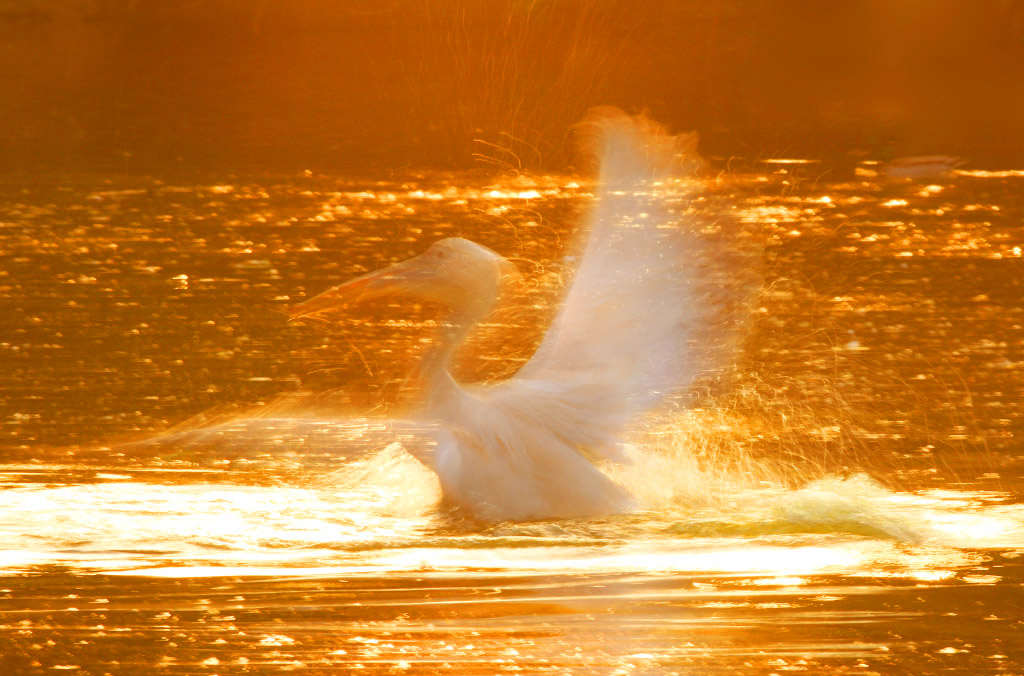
[289, 256, 432, 321]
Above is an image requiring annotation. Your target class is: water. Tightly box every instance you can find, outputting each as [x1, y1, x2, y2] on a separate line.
[2, 166, 1024, 673]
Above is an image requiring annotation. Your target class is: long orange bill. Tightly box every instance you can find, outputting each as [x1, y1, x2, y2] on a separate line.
[288, 257, 429, 321]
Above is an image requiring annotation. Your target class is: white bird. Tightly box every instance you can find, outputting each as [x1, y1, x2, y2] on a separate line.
[291, 108, 715, 521]
[882, 155, 965, 179]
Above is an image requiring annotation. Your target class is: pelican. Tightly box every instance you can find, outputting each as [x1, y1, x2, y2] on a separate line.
[291, 108, 715, 521]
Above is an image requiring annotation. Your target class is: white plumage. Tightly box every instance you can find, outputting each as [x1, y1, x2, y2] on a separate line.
[291, 108, 714, 521]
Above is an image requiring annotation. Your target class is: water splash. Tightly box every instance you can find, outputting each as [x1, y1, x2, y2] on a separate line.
[2, 437, 1022, 578]
[324, 441, 442, 518]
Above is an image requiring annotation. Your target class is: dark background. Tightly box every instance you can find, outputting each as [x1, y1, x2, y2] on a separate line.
[2, 0, 1024, 174]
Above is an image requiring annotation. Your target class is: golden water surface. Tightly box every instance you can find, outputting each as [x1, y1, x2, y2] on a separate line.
[1, 165, 1023, 674]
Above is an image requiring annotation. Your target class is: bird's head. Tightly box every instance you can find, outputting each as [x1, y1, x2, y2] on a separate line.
[290, 237, 520, 322]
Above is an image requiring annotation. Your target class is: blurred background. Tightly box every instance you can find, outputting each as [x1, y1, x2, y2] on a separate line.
[2, 0, 1024, 175]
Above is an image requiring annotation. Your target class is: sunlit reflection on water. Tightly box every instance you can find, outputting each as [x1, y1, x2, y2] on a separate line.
[3, 167, 1024, 673]
[2, 456, 1022, 672]
[1, 454, 1021, 579]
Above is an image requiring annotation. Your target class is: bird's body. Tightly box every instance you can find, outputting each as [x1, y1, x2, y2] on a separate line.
[292, 108, 714, 521]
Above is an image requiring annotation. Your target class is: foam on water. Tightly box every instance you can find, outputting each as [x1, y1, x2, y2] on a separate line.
[2, 439, 1022, 577]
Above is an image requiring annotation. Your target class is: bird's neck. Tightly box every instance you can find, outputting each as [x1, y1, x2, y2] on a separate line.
[418, 314, 475, 415]
[417, 264, 504, 414]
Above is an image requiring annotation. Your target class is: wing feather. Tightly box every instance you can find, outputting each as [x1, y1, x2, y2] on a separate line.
[497, 109, 715, 451]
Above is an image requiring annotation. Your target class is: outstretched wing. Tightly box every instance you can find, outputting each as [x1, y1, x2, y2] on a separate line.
[485, 108, 718, 459]
[432, 109, 727, 519]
